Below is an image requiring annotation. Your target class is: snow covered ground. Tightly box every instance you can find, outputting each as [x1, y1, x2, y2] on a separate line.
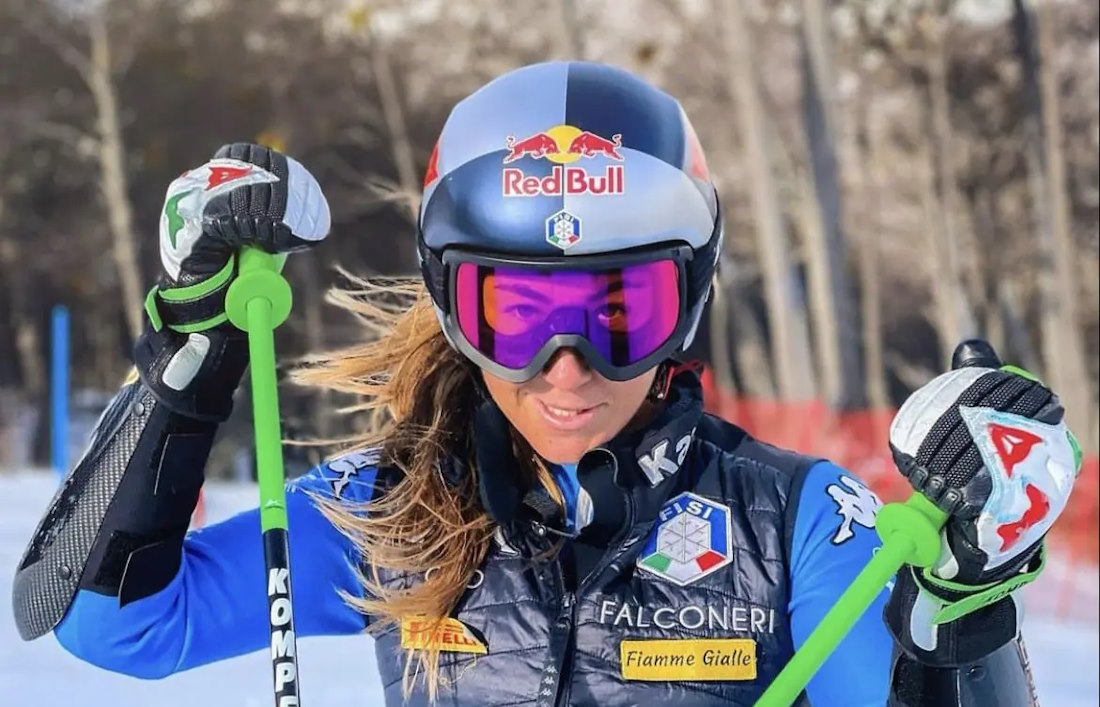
[1, 470, 1097, 706]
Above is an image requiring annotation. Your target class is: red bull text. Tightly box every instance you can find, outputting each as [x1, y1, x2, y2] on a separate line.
[503, 164, 624, 197]
[501, 125, 626, 197]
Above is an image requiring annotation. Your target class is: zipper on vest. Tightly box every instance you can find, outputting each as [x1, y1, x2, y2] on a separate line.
[551, 590, 576, 707]
[534, 559, 576, 707]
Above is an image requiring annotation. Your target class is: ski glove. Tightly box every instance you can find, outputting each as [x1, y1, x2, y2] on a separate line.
[884, 339, 1082, 666]
[136, 143, 331, 420]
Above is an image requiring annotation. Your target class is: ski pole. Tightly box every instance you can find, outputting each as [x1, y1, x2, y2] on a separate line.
[753, 494, 947, 707]
[225, 247, 301, 707]
[755, 341, 1005, 707]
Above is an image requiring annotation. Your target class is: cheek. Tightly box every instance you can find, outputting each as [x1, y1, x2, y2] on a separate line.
[603, 371, 657, 425]
[482, 373, 523, 413]
[621, 370, 657, 405]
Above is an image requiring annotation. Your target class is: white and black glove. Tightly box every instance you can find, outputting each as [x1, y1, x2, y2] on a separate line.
[884, 340, 1082, 667]
[136, 142, 330, 420]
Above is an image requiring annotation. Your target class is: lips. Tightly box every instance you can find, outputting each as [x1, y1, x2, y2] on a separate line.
[535, 399, 604, 432]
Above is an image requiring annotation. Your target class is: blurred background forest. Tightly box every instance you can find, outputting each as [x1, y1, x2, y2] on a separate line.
[0, 0, 1097, 490]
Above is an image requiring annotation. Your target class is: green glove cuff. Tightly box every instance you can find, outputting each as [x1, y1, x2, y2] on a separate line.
[145, 257, 236, 333]
[917, 543, 1046, 625]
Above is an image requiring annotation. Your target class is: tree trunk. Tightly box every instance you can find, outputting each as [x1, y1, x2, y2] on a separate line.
[91, 304, 121, 387]
[998, 280, 1039, 374]
[370, 31, 420, 229]
[921, 19, 977, 367]
[292, 254, 333, 440]
[727, 282, 778, 399]
[719, 0, 816, 401]
[88, 8, 143, 343]
[1011, 0, 1092, 447]
[799, 0, 864, 409]
[706, 273, 738, 394]
[853, 81, 889, 409]
[0, 225, 46, 398]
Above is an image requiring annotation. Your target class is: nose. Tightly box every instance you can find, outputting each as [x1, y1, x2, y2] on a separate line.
[541, 348, 594, 389]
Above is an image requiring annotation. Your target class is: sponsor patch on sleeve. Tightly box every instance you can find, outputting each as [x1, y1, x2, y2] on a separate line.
[826, 475, 882, 545]
[400, 617, 487, 655]
[323, 448, 381, 499]
[620, 638, 757, 681]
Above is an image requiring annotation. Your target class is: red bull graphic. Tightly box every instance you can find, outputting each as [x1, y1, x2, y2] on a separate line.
[502, 124, 625, 197]
[503, 133, 560, 163]
[567, 131, 623, 160]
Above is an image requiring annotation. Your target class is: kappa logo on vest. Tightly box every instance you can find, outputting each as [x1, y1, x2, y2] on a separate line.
[637, 492, 732, 586]
[638, 430, 694, 486]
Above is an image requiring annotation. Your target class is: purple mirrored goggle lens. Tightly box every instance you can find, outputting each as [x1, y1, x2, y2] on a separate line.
[454, 259, 682, 371]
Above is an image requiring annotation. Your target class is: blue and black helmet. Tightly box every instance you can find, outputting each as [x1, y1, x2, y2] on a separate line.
[417, 61, 723, 381]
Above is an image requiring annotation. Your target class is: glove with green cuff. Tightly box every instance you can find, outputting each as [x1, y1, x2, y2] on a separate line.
[883, 339, 1082, 668]
[136, 142, 330, 421]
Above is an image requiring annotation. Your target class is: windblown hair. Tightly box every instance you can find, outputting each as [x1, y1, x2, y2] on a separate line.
[290, 273, 562, 701]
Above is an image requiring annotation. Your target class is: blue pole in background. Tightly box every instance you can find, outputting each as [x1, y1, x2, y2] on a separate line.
[51, 305, 70, 479]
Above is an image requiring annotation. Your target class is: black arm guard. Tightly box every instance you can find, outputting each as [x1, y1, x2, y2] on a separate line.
[888, 639, 1039, 706]
[11, 326, 247, 641]
[886, 569, 1039, 706]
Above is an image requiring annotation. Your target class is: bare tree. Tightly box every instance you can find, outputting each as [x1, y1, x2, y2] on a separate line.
[854, 94, 890, 409]
[718, 0, 817, 401]
[1012, 0, 1093, 444]
[11, 0, 145, 342]
[368, 29, 423, 230]
[920, 7, 978, 365]
[799, 0, 864, 409]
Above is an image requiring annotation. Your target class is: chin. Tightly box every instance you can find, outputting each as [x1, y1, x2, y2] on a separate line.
[530, 438, 590, 466]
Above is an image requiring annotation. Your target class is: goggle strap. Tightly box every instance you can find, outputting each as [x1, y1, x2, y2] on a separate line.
[649, 359, 705, 402]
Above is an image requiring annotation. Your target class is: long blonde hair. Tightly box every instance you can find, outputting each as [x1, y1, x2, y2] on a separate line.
[290, 273, 562, 701]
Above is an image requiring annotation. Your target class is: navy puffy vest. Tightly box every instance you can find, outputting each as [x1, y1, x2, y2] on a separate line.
[370, 376, 816, 706]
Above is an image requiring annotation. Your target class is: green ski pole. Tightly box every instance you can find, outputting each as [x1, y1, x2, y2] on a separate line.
[753, 494, 947, 707]
[225, 247, 300, 707]
[755, 341, 1010, 706]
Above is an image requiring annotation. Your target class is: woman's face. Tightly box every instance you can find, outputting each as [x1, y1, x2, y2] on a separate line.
[483, 349, 657, 464]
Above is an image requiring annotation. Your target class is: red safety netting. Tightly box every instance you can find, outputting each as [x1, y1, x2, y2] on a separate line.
[700, 369, 1099, 620]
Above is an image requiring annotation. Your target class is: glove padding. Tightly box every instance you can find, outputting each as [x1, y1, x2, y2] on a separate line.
[160, 142, 330, 285]
[884, 340, 1081, 666]
[136, 143, 330, 420]
[889, 347, 1079, 588]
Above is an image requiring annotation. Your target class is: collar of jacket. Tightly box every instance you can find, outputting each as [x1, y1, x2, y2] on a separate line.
[464, 369, 706, 562]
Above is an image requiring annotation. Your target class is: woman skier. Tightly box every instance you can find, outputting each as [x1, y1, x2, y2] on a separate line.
[13, 61, 1078, 707]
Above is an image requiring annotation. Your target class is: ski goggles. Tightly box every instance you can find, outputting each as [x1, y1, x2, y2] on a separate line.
[440, 245, 694, 382]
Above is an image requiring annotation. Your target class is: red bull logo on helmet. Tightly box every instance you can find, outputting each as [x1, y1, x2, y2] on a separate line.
[502, 124, 625, 197]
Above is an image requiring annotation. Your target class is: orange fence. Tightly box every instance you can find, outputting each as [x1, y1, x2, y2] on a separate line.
[700, 369, 1099, 620]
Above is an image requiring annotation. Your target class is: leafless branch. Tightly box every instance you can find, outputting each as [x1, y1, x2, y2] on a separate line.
[884, 352, 937, 392]
[10, 0, 94, 87]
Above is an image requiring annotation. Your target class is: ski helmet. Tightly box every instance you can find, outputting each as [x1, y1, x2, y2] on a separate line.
[417, 61, 722, 383]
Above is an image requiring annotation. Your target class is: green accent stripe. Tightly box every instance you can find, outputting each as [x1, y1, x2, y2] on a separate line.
[168, 313, 229, 333]
[1000, 364, 1042, 384]
[1068, 430, 1083, 473]
[929, 544, 1046, 625]
[160, 256, 236, 302]
[144, 285, 163, 332]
